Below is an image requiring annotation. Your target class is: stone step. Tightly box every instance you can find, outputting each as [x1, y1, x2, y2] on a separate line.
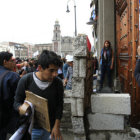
[91, 94, 131, 115]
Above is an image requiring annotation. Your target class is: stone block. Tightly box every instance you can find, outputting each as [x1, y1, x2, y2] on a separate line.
[89, 133, 106, 140]
[88, 113, 124, 130]
[64, 90, 73, 98]
[71, 98, 77, 116]
[74, 136, 86, 140]
[73, 45, 87, 57]
[89, 132, 130, 140]
[61, 132, 74, 140]
[77, 99, 84, 116]
[79, 59, 86, 78]
[71, 98, 84, 117]
[72, 78, 84, 98]
[73, 58, 79, 77]
[91, 94, 131, 115]
[73, 35, 87, 57]
[110, 132, 129, 140]
[64, 98, 72, 104]
[71, 117, 85, 134]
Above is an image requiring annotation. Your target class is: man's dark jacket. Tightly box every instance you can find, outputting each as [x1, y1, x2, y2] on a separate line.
[0, 65, 20, 132]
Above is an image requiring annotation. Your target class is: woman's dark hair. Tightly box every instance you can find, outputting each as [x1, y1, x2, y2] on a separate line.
[0, 51, 13, 66]
[38, 50, 62, 69]
[103, 40, 111, 49]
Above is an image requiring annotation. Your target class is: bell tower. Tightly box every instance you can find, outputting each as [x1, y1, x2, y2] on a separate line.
[52, 20, 61, 55]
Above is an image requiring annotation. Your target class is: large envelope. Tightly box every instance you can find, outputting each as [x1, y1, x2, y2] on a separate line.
[25, 91, 50, 132]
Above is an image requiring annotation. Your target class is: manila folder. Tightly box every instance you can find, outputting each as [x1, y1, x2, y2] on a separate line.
[25, 90, 50, 132]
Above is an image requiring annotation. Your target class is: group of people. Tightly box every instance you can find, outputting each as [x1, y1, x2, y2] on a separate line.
[0, 41, 115, 140]
[1, 40, 140, 140]
[0, 50, 64, 140]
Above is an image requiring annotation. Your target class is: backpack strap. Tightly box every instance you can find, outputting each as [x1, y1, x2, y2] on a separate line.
[25, 72, 33, 89]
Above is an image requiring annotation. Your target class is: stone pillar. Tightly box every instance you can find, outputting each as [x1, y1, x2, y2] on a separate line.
[71, 35, 88, 140]
[97, 0, 103, 59]
[61, 34, 93, 140]
[97, 0, 115, 54]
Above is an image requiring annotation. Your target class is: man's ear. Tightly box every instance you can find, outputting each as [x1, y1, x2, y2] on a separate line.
[3, 60, 7, 66]
[38, 65, 43, 71]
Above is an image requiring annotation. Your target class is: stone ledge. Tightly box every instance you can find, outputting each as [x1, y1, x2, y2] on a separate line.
[88, 113, 124, 130]
[71, 117, 85, 135]
[91, 94, 131, 115]
[72, 78, 85, 98]
[89, 132, 130, 140]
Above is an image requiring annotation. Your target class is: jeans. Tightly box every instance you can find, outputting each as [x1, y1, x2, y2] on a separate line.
[32, 128, 52, 140]
[100, 64, 112, 87]
[66, 85, 72, 90]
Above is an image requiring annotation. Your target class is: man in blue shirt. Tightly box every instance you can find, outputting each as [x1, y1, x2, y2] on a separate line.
[0, 51, 20, 140]
[62, 55, 70, 79]
[64, 55, 73, 90]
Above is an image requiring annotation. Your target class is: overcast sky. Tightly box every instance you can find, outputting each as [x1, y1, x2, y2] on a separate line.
[0, 0, 93, 45]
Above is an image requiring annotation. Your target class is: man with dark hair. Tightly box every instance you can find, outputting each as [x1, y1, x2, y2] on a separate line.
[14, 50, 64, 140]
[0, 51, 20, 140]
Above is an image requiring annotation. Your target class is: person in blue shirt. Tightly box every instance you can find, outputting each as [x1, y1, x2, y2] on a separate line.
[0, 51, 20, 140]
[64, 55, 73, 90]
[62, 55, 70, 79]
[99, 40, 114, 91]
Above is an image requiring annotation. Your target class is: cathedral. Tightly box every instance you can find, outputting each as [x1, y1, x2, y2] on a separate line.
[52, 20, 74, 57]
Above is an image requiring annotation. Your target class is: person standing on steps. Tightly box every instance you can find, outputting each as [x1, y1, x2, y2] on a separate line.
[99, 40, 114, 91]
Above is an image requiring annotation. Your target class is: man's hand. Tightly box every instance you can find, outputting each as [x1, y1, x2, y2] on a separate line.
[63, 79, 67, 86]
[51, 120, 63, 140]
[19, 102, 30, 115]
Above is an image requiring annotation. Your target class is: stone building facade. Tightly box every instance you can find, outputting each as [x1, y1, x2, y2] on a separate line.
[33, 43, 52, 55]
[61, 36, 74, 57]
[0, 42, 28, 58]
[52, 20, 74, 57]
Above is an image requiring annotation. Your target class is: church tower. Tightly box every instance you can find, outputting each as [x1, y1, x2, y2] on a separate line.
[52, 20, 61, 55]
